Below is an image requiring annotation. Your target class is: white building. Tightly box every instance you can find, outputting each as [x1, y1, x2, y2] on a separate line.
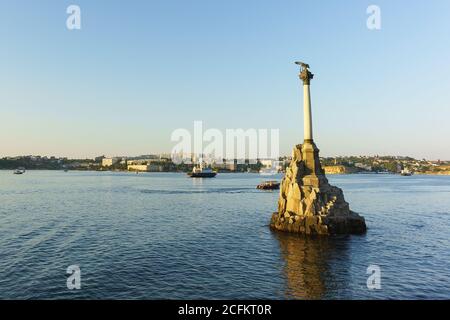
[260, 159, 283, 171]
[102, 157, 120, 167]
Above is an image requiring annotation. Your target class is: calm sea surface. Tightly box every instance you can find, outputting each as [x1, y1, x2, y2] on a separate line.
[0, 171, 449, 299]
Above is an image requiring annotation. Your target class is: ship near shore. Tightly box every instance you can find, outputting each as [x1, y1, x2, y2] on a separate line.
[257, 180, 280, 190]
[187, 164, 217, 178]
[13, 167, 26, 175]
[400, 168, 412, 176]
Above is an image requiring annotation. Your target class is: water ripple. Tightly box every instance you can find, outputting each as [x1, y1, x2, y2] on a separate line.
[0, 172, 449, 299]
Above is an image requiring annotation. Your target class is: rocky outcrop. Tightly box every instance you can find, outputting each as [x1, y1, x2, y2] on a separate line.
[270, 142, 366, 235]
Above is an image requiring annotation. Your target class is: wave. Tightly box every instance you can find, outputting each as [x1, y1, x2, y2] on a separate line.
[140, 187, 260, 195]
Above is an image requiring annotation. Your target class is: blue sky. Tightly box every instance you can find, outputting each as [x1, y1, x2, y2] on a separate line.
[1, 0, 449, 159]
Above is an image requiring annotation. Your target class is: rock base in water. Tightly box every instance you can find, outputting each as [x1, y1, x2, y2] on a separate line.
[270, 142, 366, 235]
[270, 210, 366, 235]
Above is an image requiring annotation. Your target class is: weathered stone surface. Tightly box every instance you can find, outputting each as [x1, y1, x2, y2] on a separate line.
[270, 142, 366, 235]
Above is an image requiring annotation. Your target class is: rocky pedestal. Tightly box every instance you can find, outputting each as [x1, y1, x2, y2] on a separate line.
[270, 141, 366, 235]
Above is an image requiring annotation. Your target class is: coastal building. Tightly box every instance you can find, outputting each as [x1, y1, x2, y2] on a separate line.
[102, 157, 120, 167]
[127, 164, 150, 172]
[260, 159, 283, 172]
[213, 161, 237, 171]
[127, 158, 168, 165]
[126, 158, 165, 172]
[127, 159, 148, 166]
[260, 159, 274, 168]
[149, 164, 164, 172]
[323, 165, 358, 174]
[158, 153, 172, 160]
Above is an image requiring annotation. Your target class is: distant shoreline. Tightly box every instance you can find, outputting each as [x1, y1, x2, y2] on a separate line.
[2, 169, 450, 176]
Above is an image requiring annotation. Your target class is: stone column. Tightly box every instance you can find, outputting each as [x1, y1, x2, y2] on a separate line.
[295, 63, 325, 187]
[269, 62, 367, 235]
[303, 84, 313, 142]
[298, 63, 314, 143]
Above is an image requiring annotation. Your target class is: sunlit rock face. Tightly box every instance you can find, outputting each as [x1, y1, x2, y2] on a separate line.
[270, 142, 366, 235]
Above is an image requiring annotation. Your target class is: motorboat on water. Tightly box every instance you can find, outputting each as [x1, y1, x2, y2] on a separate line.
[400, 168, 412, 176]
[13, 167, 26, 175]
[257, 180, 280, 190]
[187, 163, 217, 178]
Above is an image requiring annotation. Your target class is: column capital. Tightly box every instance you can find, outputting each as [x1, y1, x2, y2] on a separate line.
[295, 61, 314, 85]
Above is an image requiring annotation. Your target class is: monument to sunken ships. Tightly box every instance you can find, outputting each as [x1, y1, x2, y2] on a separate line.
[270, 62, 367, 235]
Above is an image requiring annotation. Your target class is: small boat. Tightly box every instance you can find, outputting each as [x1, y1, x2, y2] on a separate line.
[257, 180, 280, 190]
[13, 167, 26, 175]
[188, 165, 217, 178]
[400, 169, 412, 176]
